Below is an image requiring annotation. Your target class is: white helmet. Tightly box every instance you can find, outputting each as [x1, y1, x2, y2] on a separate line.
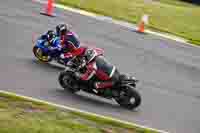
[84, 48, 97, 63]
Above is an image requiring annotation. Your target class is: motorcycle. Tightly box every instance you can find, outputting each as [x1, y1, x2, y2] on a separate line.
[32, 36, 68, 65]
[58, 48, 141, 110]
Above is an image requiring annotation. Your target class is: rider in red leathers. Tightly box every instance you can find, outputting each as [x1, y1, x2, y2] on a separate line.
[75, 48, 120, 92]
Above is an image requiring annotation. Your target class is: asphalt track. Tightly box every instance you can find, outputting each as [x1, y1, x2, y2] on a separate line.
[1, 0, 200, 132]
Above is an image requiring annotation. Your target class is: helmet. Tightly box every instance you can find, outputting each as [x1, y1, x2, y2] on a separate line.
[56, 24, 69, 36]
[84, 48, 97, 63]
[46, 30, 56, 43]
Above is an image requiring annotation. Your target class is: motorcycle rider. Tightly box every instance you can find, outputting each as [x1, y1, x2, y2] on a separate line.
[55, 24, 80, 47]
[74, 48, 120, 93]
[46, 30, 62, 50]
[37, 30, 62, 55]
[55, 24, 81, 62]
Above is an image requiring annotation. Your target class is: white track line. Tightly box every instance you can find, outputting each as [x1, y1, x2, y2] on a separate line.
[0, 90, 169, 133]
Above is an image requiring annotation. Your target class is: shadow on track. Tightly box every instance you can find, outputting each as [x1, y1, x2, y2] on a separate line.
[52, 88, 140, 112]
[30, 58, 65, 71]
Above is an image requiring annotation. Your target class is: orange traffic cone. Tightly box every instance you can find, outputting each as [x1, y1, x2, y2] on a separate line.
[137, 14, 148, 33]
[137, 21, 145, 33]
[40, 0, 56, 17]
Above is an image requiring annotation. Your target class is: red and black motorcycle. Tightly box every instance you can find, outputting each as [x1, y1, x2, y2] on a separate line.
[58, 47, 141, 110]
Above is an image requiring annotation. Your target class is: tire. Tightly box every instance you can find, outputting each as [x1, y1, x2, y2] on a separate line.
[33, 46, 52, 62]
[115, 85, 141, 110]
[58, 71, 80, 93]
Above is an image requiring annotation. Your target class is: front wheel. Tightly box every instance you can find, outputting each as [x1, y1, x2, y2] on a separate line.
[115, 85, 141, 110]
[33, 46, 52, 62]
[58, 71, 80, 93]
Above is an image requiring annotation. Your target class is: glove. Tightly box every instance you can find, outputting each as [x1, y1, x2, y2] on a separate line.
[60, 54, 65, 59]
[74, 72, 82, 79]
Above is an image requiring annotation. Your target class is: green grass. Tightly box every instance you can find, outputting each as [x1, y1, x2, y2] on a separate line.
[0, 92, 159, 133]
[57, 0, 200, 45]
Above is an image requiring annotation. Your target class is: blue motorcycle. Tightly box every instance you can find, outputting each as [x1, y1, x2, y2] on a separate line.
[32, 37, 67, 65]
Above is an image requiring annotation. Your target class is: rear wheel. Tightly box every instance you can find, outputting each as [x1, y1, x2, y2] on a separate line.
[115, 85, 141, 110]
[58, 71, 80, 93]
[33, 46, 52, 62]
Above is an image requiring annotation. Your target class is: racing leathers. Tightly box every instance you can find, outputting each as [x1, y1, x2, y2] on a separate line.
[38, 32, 62, 54]
[59, 31, 81, 62]
[48, 37, 62, 51]
[77, 55, 120, 91]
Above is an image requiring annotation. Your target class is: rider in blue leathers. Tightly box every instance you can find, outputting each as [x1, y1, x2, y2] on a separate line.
[37, 30, 65, 63]
[40, 30, 61, 51]
[38, 24, 81, 64]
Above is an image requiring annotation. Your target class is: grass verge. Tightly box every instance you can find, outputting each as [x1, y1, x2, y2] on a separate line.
[0, 91, 160, 133]
[56, 0, 200, 45]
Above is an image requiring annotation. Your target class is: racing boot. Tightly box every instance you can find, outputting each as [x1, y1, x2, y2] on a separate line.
[93, 81, 114, 94]
[94, 81, 114, 89]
